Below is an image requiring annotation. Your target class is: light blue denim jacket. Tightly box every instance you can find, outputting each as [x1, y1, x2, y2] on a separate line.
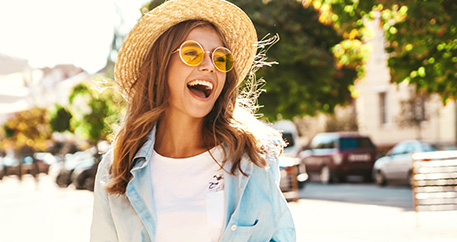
[90, 128, 296, 241]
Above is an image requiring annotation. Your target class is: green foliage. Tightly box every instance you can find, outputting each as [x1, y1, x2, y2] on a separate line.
[3, 124, 15, 139]
[230, 0, 360, 121]
[49, 104, 73, 133]
[0, 107, 52, 151]
[67, 78, 126, 145]
[382, 0, 457, 103]
[306, 0, 457, 103]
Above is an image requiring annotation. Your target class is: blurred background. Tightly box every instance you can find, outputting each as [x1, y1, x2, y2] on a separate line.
[1, 0, 457, 241]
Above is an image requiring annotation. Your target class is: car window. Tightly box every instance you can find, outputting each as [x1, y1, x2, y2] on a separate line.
[282, 132, 295, 147]
[338, 137, 375, 150]
[310, 134, 336, 149]
[405, 144, 415, 153]
[421, 142, 436, 152]
[391, 143, 408, 155]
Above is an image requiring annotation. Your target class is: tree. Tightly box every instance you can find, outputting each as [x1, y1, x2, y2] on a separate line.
[0, 107, 52, 152]
[304, 0, 457, 104]
[383, 0, 457, 103]
[232, 0, 360, 121]
[67, 77, 125, 155]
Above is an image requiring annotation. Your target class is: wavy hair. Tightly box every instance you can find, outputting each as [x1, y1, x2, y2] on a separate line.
[106, 20, 275, 194]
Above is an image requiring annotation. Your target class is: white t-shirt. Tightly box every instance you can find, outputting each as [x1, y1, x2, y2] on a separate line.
[150, 146, 225, 242]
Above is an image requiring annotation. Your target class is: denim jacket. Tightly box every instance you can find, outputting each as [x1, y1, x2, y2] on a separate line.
[90, 128, 296, 241]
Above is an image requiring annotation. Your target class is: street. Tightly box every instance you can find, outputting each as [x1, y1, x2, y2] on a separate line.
[293, 177, 457, 242]
[1, 174, 456, 242]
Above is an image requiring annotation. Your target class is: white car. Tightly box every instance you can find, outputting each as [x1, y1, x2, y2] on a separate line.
[373, 140, 436, 186]
[273, 120, 308, 192]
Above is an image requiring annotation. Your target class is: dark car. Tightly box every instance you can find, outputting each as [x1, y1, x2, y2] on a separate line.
[71, 155, 100, 191]
[299, 132, 377, 183]
[373, 140, 436, 186]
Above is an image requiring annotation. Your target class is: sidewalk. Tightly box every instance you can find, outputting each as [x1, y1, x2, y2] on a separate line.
[0, 175, 93, 242]
[289, 199, 457, 242]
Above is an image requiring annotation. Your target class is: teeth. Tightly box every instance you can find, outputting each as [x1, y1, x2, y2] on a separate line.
[187, 80, 213, 90]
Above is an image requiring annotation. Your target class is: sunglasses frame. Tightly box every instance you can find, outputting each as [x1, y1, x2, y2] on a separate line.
[173, 40, 234, 72]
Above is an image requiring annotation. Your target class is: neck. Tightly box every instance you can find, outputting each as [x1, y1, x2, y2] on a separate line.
[154, 114, 208, 158]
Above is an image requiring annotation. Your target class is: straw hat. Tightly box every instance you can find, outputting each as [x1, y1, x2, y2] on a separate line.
[115, 0, 258, 101]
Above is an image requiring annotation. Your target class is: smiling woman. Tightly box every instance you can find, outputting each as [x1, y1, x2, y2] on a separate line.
[90, 0, 296, 241]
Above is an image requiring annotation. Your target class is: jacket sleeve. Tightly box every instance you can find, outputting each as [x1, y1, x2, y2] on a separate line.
[90, 150, 119, 242]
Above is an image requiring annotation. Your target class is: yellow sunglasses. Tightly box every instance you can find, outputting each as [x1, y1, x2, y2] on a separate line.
[173, 40, 234, 72]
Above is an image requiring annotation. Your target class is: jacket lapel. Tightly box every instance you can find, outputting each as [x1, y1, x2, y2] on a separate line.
[125, 131, 157, 241]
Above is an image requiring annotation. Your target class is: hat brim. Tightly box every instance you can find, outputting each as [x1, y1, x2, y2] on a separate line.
[115, 0, 258, 101]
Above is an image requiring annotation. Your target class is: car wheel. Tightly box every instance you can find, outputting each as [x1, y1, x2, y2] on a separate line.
[320, 165, 333, 184]
[56, 173, 69, 188]
[298, 179, 306, 189]
[296, 166, 307, 189]
[375, 170, 387, 186]
[75, 174, 86, 190]
[83, 176, 95, 191]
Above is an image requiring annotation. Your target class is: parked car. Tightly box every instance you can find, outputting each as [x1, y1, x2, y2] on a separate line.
[274, 120, 308, 192]
[2, 155, 40, 178]
[273, 120, 301, 156]
[299, 132, 377, 184]
[71, 155, 100, 191]
[55, 148, 96, 188]
[373, 140, 436, 186]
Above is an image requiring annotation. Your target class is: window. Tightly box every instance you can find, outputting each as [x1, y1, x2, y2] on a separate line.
[339, 137, 375, 150]
[310, 134, 337, 149]
[390, 143, 408, 155]
[282, 132, 295, 147]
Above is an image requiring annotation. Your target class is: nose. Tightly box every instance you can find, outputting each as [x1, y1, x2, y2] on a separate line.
[198, 51, 215, 73]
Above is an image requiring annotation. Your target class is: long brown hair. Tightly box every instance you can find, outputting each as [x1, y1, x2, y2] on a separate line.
[106, 20, 271, 194]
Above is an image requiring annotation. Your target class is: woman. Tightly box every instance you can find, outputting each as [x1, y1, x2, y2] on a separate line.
[90, 0, 296, 241]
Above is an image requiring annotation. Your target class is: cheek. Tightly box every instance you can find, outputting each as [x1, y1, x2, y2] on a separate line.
[216, 73, 227, 96]
[167, 59, 189, 91]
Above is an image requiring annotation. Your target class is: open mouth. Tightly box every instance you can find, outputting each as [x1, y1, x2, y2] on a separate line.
[187, 80, 213, 99]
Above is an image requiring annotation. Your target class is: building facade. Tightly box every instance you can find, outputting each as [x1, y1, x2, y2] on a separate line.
[355, 17, 457, 149]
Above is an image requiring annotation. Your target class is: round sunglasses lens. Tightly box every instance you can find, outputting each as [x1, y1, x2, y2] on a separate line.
[213, 48, 234, 72]
[180, 42, 203, 66]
